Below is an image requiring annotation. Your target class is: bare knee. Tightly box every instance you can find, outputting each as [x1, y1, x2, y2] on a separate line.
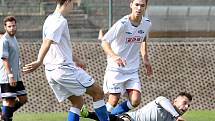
[86, 83, 104, 101]
[128, 91, 141, 107]
[108, 94, 120, 107]
[130, 98, 141, 107]
[18, 96, 28, 104]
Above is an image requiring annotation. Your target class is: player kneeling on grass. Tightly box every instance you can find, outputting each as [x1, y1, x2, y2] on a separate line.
[81, 92, 192, 121]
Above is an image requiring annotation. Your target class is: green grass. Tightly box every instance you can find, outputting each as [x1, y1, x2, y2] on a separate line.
[183, 110, 215, 121]
[13, 110, 215, 121]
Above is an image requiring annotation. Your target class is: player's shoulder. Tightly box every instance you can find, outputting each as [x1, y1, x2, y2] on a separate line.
[118, 15, 130, 25]
[1, 33, 10, 42]
[142, 16, 151, 24]
[46, 13, 66, 23]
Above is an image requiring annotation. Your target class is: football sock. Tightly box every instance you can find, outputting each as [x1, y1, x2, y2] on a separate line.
[67, 107, 80, 121]
[93, 100, 109, 121]
[111, 100, 133, 115]
[2, 106, 13, 121]
[106, 102, 114, 113]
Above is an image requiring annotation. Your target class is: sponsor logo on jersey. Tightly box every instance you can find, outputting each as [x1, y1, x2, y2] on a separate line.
[138, 30, 145, 34]
[126, 36, 143, 43]
[126, 31, 133, 35]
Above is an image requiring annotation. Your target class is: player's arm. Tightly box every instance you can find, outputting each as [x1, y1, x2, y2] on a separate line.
[2, 58, 17, 87]
[23, 39, 52, 73]
[155, 96, 180, 119]
[140, 37, 152, 76]
[101, 39, 126, 67]
[176, 116, 186, 121]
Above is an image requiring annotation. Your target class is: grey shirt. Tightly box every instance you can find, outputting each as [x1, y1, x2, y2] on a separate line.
[127, 97, 176, 121]
[0, 33, 20, 83]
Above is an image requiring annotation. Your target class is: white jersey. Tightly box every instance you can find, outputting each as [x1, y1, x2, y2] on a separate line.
[43, 12, 75, 70]
[127, 97, 177, 121]
[103, 15, 151, 74]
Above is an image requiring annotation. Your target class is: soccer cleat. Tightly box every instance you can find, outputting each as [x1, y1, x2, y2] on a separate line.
[80, 105, 89, 118]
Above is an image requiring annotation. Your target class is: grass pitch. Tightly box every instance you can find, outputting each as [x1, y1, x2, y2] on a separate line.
[13, 110, 215, 121]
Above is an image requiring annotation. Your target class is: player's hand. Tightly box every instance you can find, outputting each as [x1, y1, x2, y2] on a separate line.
[22, 61, 41, 73]
[9, 77, 17, 87]
[176, 116, 186, 121]
[112, 55, 126, 67]
[144, 61, 153, 77]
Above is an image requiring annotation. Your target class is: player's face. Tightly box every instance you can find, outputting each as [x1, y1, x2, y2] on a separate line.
[4, 21, 16, 37]
[130, 0, 147, 17]
[173, 96, 191, 115]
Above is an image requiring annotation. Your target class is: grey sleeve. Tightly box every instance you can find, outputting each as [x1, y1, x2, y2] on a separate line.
[155, 96, 180, 118]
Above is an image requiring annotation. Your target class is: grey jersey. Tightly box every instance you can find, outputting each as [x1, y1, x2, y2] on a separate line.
[127, 98, 176, 121]
[0, 33, 20, 83]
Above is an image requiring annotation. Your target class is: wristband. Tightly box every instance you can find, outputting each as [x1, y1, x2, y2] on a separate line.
[8, 74, 14, 78]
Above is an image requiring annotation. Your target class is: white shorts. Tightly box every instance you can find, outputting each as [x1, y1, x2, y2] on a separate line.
[45, 65, 95, 102]
[103, 71, 141, 94]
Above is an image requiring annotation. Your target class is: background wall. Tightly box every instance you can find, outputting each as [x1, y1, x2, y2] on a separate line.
[18, 39, 215, 112]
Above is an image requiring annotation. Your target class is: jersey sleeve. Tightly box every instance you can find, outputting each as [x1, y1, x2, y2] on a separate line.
[155, 96, 180, 118]
[103, 20, 125, 43]
[0, 39, 9, 59]
[44, 19, 66, 43]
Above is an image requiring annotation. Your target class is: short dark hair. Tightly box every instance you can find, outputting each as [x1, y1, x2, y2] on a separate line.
[131, 0, 148, 5]
[56, 0, 72, 6]
[3, 16, 16, 26]
[177, 92, 192, 101]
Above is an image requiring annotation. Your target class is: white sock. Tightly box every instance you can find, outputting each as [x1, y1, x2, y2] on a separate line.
[127, 100, 134, 109]
[106, 102, 114, 112]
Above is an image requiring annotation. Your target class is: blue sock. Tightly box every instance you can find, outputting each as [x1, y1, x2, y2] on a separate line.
[2, 106, 14, 121]
[2, 106, 6, 116]
[93, 100, 109, 121]
[67, 107, 80, 121]
[111, 101, 130, 115]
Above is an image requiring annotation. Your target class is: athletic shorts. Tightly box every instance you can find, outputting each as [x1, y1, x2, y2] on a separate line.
[45, 65, 95, 102]
[0, 81, 27, 99]
[103, 71, 141, 94]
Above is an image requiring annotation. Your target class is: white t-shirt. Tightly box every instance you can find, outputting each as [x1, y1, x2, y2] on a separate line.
[103, 15, 152, 74]
[42, 12, 75, 70]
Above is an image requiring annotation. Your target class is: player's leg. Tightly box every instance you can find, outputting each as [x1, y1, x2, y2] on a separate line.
[80, 105, 124, 121]
[13, 81, 28, 112]
[86, 82, 109, 121]
[45, 67, 83, 121]
[126, 77, 141, 108]
[0, 84, 16, 121]
[111, 73, 141, 115]
[67, 95, 84, 121]
[103, 71, 124, 113]
[107, 93, 120, 113]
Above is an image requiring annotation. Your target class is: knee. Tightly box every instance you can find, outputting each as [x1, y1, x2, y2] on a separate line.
[92, 89, 105, 100]
[108, 97, 119, 107]
[86, 83, 105, 100]
[130, 98, 141, 108]
[19, 96, 28, 104]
